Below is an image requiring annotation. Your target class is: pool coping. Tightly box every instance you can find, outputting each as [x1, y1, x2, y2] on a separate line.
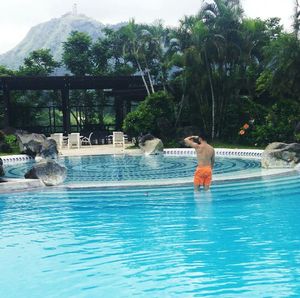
[0, 148, 298, 192]
[0, 178, 44, 193]
[60, 168, 296, 190]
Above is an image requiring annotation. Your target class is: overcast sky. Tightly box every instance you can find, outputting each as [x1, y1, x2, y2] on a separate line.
[0, 0, 295, 54]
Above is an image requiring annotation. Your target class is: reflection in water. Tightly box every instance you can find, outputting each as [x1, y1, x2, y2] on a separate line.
[194, 189, 213, 201]
[0, 173, 300, 297]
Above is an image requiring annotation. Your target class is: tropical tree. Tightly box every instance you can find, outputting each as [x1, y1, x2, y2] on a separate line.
[170, 0, 245, 140]
[91, 27, 135, 75]
[123, 91, 175, 141]
[293, 0, 300, 38]
[257, 33, 300, 102]
[62, 31, 93, 75]
[120, 20, 168, 95]
[0, 65, 15, 76]
[18, 49, 60, 76]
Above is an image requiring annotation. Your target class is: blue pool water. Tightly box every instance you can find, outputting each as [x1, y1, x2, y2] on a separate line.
[0, 172, 300, 297]
[4, 155, 261, 183]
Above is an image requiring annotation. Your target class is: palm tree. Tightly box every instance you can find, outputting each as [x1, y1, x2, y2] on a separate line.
[293, 0, 300, 39]
[194, 0, 243, 139]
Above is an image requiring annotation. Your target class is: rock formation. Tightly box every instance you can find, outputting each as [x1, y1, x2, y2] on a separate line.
[261, 142, 300, 168]
[16, 132, 58, 160]
[17, 132, 66, 186]
[24, 160, 67, 186]
[0, 158, 4, 177]
[138, 134, 164, 155]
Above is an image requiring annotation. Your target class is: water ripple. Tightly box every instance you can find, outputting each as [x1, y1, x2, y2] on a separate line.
[0, 173, 300, 297]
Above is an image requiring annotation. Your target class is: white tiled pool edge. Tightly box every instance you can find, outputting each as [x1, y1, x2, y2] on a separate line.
[1, 154, 34, 164]
[164, 148, 263, 159]
[0, 148, 264, 166]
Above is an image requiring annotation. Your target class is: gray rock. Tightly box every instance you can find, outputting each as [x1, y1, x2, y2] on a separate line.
[16, 132, 47, 154]
[139, 135, 164, 155]
[0, 158, 4, 177]
[24, 160, 67, 186]
[261, 142, 300, 168]
[39, 139, 59, 160]
[16, 132, 58, 159]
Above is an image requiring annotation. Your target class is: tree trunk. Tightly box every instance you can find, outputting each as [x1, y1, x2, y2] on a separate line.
[204, 49, 215, 140]
[145, 60, 155, 94]
[135, 57, 150, 96]
[175, 93, 185, 128]
[294, 0, 300, 38]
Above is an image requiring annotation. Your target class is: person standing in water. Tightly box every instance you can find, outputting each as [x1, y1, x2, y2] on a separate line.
[184, 133, 215, 191]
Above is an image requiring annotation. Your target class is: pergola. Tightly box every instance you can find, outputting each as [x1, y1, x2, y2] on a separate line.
[0, 75, 148, 134]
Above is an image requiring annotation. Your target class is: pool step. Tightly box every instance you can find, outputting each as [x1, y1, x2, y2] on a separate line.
[0, 178, 44, 193]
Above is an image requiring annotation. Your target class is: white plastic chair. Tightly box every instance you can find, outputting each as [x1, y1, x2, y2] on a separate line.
[113, 131, 125, 148]
[68, 133, 81, 149]
[81, 132, 93, 146]
[50, 133, 64, 150]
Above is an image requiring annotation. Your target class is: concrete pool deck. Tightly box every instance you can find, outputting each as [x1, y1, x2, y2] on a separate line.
[59, 144, 142, 157]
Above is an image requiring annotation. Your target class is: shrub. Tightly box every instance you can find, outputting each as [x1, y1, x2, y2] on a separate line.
[123, 91, 175, 141]
[251, 99, 300, 146]
[0, 130, 5, 142]
[0, 134, 20, 154]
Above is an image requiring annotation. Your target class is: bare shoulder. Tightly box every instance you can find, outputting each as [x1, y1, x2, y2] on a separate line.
[206, 143, 215, 155]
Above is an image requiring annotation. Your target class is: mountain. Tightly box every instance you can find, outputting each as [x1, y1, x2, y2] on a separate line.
[0, 12, 125, 70]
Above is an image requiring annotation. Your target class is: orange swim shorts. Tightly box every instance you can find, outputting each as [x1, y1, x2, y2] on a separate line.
[194, 166, 212, 186]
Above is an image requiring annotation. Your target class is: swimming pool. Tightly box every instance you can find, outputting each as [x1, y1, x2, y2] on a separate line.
[4, 154, 261, 184]
[0, 171, 299, 297]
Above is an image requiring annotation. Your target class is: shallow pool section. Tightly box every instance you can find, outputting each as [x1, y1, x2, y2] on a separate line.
[4, 154, 261, 184]
[0, 173, 299, 297]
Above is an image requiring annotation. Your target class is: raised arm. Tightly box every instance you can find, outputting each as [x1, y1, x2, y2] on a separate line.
[184, 136, 199, 149]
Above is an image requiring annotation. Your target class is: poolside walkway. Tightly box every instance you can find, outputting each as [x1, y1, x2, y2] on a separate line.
[60, 144, 142, 157]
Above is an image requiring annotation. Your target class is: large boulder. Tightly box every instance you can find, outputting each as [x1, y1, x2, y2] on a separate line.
[39, 138, 59, 160]
[16, 132, 47, 152]
[16, 132, 58, 159]
[139, 134, 164, 155]
[0, 158, 4, 177]
[24, 160, 67, 186]
[261, 142, 300, 168]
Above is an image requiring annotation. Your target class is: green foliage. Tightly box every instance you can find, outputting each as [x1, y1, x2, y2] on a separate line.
[103, 114, 115, 126]
[18, 49, 60, 76]
[123, 91, 175, 140]
[62, 31, 93, 75]
[1, 2, 299, 149]
[4, 134, 16, 146]
[257, 34, 300, 101]
[4, 135, 19, 152]
[0, 130, 5, 141]
[0, 65, 15, 76]
[252, 99, 300, 146]
[0, 134, 19, 154]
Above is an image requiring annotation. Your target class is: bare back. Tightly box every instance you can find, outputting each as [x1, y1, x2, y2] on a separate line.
[195, 143, 215, 168]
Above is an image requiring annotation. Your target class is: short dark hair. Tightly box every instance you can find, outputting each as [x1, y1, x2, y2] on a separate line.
[198, 131, 208, 140]
[192, 136, 200, 144]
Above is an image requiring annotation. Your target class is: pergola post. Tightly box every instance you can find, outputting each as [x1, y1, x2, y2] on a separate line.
[114, 96, 124, 131]
[61, 80, 71, 134]
[126, 99, 132, 114]
[3, 83, 11, 128]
